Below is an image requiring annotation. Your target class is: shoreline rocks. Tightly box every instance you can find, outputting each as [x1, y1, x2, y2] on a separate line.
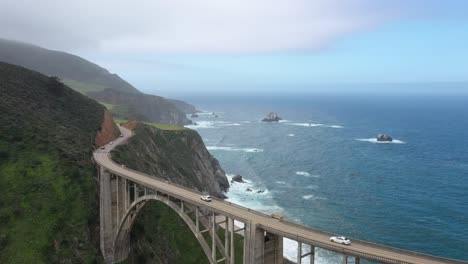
[231, 175, 245, 183]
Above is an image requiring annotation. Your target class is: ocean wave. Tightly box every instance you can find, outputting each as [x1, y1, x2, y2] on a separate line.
[207, 146, 263, 153]
[225, 174, 281, 214]
[287, 133, 295, 137]
[356, 138, 406, 144]
[185, 120, 243, 129]
[296, 171, 320, 178]
[185, 121, 215, 129]
[302, 194, 327, 200]
[287, 123, 343, 128]
[275, 181, 287, 185]
[217, 122, 241, 127]
[296, 171, 310, 176]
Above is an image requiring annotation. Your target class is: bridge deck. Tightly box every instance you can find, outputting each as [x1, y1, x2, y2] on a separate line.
[93, 125, 467, 264]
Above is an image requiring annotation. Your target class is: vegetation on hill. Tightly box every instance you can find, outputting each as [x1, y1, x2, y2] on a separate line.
[112, 123, 229, 195]
[0, 62, 109, 263]
[112, 122, 244, 263]
[88, 89, 192, 125]
[0, 38, 196, 125]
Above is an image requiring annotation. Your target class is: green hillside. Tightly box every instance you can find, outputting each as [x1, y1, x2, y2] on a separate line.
[0, 62, 106, 263]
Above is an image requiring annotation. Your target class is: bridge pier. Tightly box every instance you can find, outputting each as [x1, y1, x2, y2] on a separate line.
[99, 167, 131, 263]
[297, 243, 314, 264]
[243, 221, 283, 264]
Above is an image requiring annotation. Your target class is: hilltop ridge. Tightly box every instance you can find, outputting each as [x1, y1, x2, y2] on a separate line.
[0, 38, 196, 125]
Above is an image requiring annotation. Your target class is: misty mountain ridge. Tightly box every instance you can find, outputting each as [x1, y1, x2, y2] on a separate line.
[0, 38, 196, 125]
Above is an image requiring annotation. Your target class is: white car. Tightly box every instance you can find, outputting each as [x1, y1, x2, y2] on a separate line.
[109, 141, 113, 145]
[120, 134, 124, 137]
[330, 236, 351, 245]
[200, 195, 212, 202]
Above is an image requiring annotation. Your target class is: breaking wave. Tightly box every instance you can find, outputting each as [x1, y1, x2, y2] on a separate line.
[207, 146, 263, 153]
[356, 138, 406, 144]
[287, 123, 343, 128]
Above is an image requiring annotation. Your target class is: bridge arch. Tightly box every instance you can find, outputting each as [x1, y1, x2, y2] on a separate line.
[112, 194, 217, 264]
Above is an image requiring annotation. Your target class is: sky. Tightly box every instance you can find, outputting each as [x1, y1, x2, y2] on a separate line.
[1, 0, 468, 95]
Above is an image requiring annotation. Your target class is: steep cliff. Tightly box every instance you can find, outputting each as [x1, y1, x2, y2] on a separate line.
[168, 98, 199, 114]
[112, 122, 229, 197]
[111, 121, 235, 263]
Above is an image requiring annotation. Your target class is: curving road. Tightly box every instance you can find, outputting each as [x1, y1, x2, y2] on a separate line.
[93, 125, 467, 264]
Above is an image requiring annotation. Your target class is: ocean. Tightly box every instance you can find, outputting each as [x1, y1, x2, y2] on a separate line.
[183, 94, 468, 263]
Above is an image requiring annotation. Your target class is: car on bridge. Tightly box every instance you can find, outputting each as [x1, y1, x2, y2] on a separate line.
[330, 236, 351, 245]
[200, 195, 212, 202]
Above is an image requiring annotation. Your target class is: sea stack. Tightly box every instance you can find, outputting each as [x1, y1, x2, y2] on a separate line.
[377, 134, 393, 142]
[262, 112, 282, 122]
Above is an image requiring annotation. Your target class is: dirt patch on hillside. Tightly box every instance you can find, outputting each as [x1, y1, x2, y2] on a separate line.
[95, 110, 119, 146]
[121, 120, 141, 131]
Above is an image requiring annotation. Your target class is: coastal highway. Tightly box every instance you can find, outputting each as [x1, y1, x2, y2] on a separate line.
[93, 125, 467, 264]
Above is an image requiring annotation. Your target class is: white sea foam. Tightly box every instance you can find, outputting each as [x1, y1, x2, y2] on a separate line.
[207, 146, 263, 153]
[302, 194, 327, 200]
[296, 171, 320, 178]
[226, 174, 335, 263]
[240, 121, 251, 123]
[286, 123, 343, 128]
[356, 138, 406, 144]
[186, 120, 243, 129]
[289, 122, 324, 127]
[225, 174, 282, 214]
[287, 134, 295, 137]
[218, 122, 241, 127]
[185, 121, 215, 129]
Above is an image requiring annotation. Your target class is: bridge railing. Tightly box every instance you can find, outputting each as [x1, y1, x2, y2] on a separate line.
[101, 150, 468, 264]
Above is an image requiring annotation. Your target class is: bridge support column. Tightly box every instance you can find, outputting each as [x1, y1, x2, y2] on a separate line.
[99, 167, 131, 263]
[264, 232, 283, 264]
[99, 167, 115, 263]
[243, 222, 283, 264]
[230, 218, 235, 264]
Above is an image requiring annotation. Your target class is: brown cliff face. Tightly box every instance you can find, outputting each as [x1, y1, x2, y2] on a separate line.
[95, 110, 120, 146]
[112, 122, 229, 198]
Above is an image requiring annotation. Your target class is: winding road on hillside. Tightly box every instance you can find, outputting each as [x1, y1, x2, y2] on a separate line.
[93, 125, 467, 264]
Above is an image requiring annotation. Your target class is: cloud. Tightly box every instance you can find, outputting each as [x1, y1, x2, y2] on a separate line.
[0, 0, 405, 54]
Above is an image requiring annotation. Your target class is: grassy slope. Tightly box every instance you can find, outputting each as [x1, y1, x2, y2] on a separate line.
[0, 38, 140, 94]
[63, 78, 109, 94]
[0, 62, 105, 263]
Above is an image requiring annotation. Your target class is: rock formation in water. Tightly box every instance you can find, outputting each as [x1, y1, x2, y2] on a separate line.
[377, 134, 393, 142]
[262, 112, 282, 122]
